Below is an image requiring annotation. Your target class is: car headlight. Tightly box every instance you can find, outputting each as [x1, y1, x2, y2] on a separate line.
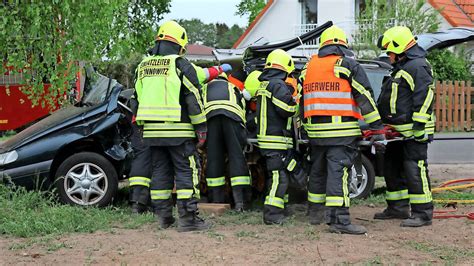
[0, 150, 18, 166]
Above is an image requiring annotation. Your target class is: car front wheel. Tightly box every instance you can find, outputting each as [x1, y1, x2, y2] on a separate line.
[55, 152, 118, 207]
[349, 154, 375, 199]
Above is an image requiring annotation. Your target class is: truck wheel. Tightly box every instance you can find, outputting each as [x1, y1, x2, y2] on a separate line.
[349, 154, 375, 199]
[55, 152, 118, 207]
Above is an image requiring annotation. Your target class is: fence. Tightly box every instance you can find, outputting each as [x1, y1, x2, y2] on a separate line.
[434, 80, 473, 132]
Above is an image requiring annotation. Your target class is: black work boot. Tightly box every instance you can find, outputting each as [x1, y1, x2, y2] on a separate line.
[374, 199, 409, 220]
[374, 208, 410, 220]
[208, 187, 226, 203]
[157, 216, 176, 229]
[131, 202, 148, 214]
[153, 199, 175, 229]
[263, 205, 286, 225]
[327, 207, 367, 235]
[177, 199, 211, 232]
[329, 223, 367, 235]
[400, 216, 432, 227]
[308, 203, 325, 225]
[232, 186, 250, 212]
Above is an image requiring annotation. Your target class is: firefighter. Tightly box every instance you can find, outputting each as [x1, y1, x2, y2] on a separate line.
[375, 26, 434, 227]
[128, 62, 231, 214]
[300, 25, 384, 234]
[203, 73, 251, 210]
[128, 95, 152, 214]
[134, 20, 209, 232]
[243, 70, 262, 137]
[256, 49, 298, 225]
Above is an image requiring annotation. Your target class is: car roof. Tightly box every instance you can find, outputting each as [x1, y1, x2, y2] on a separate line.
[417, 27, 474, 51]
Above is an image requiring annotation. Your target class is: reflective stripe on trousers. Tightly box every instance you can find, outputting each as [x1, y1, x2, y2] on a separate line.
[151, 189, 172, 200]
[308, 192, 326, 203]
[264, 170, 284, 208]
[409, 160, 432, 204]
[129, 176, 151, 187]
[230, 176, 251, 186]
[325, 167, 350, 207]
[206, 176, 226, 187]
[385, 189, 409, 201]
[189, 155, 200, 199]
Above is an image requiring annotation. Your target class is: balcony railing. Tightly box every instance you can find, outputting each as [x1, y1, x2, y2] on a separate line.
[0, 73, 25, 85]
[294, 19, 397, 47]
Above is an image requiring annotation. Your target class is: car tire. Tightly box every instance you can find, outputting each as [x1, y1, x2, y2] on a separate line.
[55, 152, 118, 207]
[349, 154, 376, 199]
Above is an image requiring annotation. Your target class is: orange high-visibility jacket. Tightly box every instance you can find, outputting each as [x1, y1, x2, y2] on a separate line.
[302, 55, 362, 119]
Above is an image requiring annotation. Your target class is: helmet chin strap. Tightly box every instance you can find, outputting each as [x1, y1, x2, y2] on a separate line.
[179, 46, 186, 55]
[394, 53, 406, 64]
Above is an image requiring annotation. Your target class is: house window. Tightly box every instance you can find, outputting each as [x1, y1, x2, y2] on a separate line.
[301, 0, 317, 24]
[355, 0, 367, 18]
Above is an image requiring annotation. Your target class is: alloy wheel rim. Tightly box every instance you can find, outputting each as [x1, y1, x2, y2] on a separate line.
[63, 163, 108, 205]
[349, 165, 368, 198]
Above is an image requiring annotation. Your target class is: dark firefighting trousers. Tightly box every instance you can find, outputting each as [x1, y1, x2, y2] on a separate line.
[307, 144, 357, 225]
[263, 151, 290, 223]
[149, 140, 201, 220]
[206, 116, 251, 204]
[128, 124, 152, 206]
[383, 140, 433, 220]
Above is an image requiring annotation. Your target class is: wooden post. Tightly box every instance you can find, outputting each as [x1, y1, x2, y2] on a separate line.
[441, 81, 447, 132]
[453, 81, 459, 131]
[467, 81, 472, 131]
[447, 81, 454, 131]
[435, 81, 441, 132]
[460, 81, 465, 131]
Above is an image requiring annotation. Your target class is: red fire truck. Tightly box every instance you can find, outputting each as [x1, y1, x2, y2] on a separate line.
[0, 67, 83, 135]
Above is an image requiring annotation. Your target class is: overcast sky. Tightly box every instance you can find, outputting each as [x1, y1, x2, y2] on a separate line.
[161, 0, 249, 27]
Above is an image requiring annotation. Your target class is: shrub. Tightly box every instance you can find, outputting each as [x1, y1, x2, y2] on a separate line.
[427, 49, 473, 82]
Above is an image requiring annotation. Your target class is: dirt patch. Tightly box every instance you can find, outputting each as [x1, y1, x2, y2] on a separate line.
[430, 164, 474, 186]
[1, 205, 473, 265]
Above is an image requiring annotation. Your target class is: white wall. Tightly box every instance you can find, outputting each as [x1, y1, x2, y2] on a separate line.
[236, 0, 300, 48]
[318, 0, 356, 37]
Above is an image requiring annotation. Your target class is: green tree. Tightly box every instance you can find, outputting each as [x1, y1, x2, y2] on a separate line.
[0, 0, 171, 107]
[353, 0, 440, 58]
[176, 19, 243, 49]
[216, 24, 244, 49]
[235, 0, 266, 26]
[177, 19, 217, 47]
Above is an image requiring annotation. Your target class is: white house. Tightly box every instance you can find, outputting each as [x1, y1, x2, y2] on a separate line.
[232, 0, 473, 55]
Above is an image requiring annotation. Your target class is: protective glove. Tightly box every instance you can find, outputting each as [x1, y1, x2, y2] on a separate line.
[369, 130, 386, 154]
[219, 63, 232, 73]
[242, 89, 252, 101]
[369, 130, 386, 142]
[196, 131, 207, 150]
[414, 129, 428, 143]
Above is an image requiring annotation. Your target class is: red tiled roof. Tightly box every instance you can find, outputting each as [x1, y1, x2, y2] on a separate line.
[455, 0, 474, 21]
[186, 44, 214, 55]
[232, 0, 275, 48]
[428, 0, 474, 27]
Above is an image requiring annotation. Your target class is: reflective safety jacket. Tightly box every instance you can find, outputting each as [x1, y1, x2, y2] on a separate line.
[256, 69, 298, 154]
[135, 53, 206, 146]
[300, 46, 383, 145]
[377, 45, 435, 138]
[203, 77, 246, 123]
[303, 55, 362, 119]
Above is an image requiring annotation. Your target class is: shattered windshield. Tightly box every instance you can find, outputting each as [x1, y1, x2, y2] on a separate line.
[81, 67, 118, 106]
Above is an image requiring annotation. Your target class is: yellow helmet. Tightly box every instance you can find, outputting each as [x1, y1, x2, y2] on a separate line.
[378, 26, 416, 54]
[156, 20, 188, 48]
[244, 70, 262, 97]
[320, 25, 348, 48]
[264, 49, 295, 74]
